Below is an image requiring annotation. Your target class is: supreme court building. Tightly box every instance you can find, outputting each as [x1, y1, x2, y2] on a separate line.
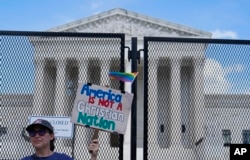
[2, 8, 250, 160]
[41, 8, 211, 159]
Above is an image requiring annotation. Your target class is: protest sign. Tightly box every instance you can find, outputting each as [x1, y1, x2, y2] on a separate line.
[71, 82, 134, 134]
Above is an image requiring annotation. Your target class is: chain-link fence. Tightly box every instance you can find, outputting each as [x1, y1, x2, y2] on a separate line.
[2, 31, 250, 160]
[143, 37, 250, 160]
[1, 31, 125, 160]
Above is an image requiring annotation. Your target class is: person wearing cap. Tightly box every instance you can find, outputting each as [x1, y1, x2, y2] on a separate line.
[21, 119, 99, 160]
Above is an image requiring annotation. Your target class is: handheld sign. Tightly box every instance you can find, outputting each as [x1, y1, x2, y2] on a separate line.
[71, 82, 134, 134]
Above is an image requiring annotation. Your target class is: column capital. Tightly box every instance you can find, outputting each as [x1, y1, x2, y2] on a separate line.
[101, 58, 111, 65]
[77, 59, 88, 67]
[170, 57, 181, 68]
[34, 58, 46, 66]
[149, 58, 160, 66]
[193, 57, 205, 67]
[78, 59, 89, 82]
[55, 59, 67, 67]
[171, 57, 181, 61]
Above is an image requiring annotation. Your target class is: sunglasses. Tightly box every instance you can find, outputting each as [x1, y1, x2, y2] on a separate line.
[28, 129, 48, 137]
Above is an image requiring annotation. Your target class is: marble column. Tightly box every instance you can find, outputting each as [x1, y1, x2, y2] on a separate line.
[170, 58, 182, 146]
[100, 59, 111, 86]
[73, 59, 90, 159]
[78, 59, 88, 83]
[33, 58, 46, 115]
[147, 59, 159, 146]
[54, 59, 67, 116]
[99, 59, 111, 146]
[54, 59, 71, 154]
[193, 57, 205, 160]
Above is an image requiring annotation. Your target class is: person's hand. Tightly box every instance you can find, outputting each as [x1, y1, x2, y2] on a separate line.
[88, 139, 99, 157]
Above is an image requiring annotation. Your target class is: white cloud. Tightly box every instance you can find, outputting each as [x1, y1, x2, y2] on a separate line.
[225, 64, 244, 74]
[91, 2, 103, 10]
[211, 29, 238, 39]
[204, 58, 244, 94]
[204, 58, 230, 94]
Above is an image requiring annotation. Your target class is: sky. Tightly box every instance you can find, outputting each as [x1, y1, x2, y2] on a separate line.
[1, 0, 250, 94]
[1, 0, 250, 39]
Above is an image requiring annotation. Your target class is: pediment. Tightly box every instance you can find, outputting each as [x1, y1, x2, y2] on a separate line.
[47, 8, 211, 39]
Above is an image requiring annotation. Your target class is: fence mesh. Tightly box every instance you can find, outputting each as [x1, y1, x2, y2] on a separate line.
[2, 32, 250, 160]
[143, 37, 250, 160]
[0, 31, 125, 160]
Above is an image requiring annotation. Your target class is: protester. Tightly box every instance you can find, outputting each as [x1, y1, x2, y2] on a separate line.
[21, 119, 99, 160]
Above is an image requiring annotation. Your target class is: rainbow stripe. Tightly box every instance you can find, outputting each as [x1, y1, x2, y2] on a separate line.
[109, 72, 138, 83]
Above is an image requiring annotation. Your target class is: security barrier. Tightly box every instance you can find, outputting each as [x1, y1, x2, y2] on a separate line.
[1, 31, 250, 160]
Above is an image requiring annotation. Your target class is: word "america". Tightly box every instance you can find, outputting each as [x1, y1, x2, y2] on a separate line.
[81, 84, 122, 103]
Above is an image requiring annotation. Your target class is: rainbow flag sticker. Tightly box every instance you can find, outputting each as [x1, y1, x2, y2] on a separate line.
[109, 72, 138, 83]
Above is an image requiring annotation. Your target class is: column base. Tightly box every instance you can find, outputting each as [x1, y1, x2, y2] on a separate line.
[147, 146, 195, 160]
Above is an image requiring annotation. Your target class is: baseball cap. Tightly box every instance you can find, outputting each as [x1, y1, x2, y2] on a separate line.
[26, 119, 54, 132]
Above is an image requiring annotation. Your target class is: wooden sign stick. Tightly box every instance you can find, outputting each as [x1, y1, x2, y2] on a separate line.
[91, 85, 108, 140]
[89, 128, 99, 154]
[92, 129, 99, 140]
